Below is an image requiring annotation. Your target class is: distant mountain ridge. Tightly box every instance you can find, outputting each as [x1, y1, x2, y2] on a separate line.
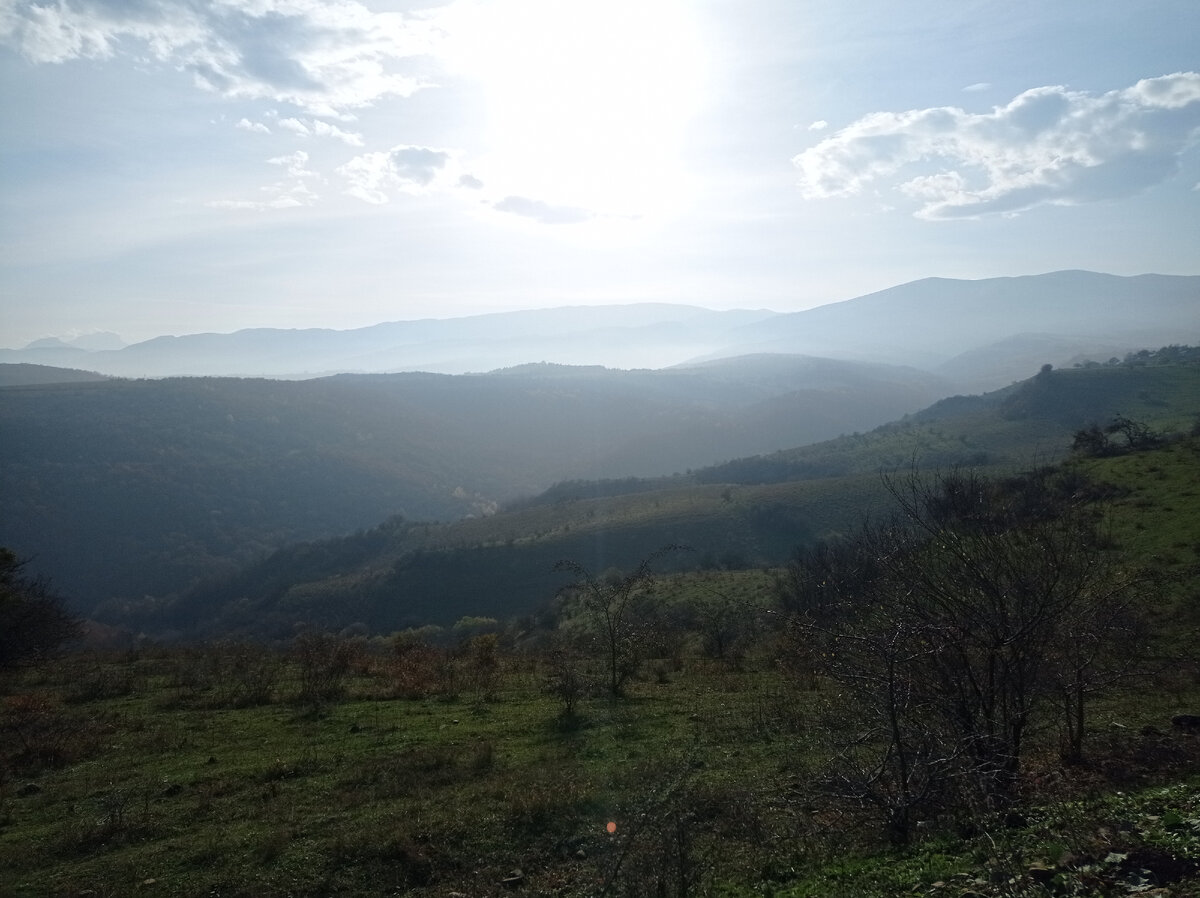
[710, 271, 1199, 387]
[4, 271, 1196, 389]
[4, 305, 776, 379]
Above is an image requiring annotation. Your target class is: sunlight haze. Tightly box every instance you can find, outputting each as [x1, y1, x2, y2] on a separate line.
[0, 0, 1197, 346]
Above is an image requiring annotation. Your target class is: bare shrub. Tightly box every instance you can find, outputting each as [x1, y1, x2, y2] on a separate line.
[465, 633, 501, 701]
[209, 642, 281, 708]
[62, 654, 140, 703]
[0, 693, 101, 772]
[391, 634, 445, 699]
[554, 545, 687, 697]
[779, 467, 1150, 842]
[292, 631, 356, 707]
[543, 642, 595, 719]
[597, 756, 763, 898]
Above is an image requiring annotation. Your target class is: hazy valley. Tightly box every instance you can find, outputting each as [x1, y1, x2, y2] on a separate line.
[3, 271, 1200, 897]
[0, 269, 1196, 638]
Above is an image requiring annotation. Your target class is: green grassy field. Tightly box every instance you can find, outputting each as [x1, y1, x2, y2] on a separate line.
[3, 640, 1199, 897]
[5, 430, 1200, 897]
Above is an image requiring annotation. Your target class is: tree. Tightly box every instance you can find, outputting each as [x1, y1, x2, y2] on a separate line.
[1045, 565, 1149, 764]
[0, 548, 81, 673]
[554, 546, 686, 697]
[1104, 415, 1162, 451]
[780, 468, 1147, 839]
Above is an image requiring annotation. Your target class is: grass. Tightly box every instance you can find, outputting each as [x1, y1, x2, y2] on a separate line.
[5, 434, 1200, 896]
[3, 639, 1199, 898]
[1, 649, 816, 896]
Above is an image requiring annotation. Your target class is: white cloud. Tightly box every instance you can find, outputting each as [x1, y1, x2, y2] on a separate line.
[793, 72, 1200, 219]
[206, 149, 319, 210]
[338, 144, 453, 204]
[0, 0, 436, 115]
[276, 117, 360, 144]
[206, 182, 316, 211]
[236, 117, 270, 134]
[492, 195, 594, 225]
[267, 149, 317, 179]
[808, 120, 828, 131]
[278, 117, 311, 136]
[963, 82, 991, 93]
[309, 120, 362, 146]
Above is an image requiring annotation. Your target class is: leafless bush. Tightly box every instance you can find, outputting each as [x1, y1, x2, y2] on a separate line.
[598, 756, 758, 898]
[391, 635, 445, 699]
[292, 631, 356, 707]
[554, 545, 687, 698]
[465, 633, 501, 701]
[0, 692, 102, 772]
[210, 642, 281, 708]
[779, 468, 1151, 842]
[543, 642, 596, 719]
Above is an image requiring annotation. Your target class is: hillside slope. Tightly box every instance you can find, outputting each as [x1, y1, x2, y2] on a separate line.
[138, 360, 1200, 639]
[0, 356, 948, 611]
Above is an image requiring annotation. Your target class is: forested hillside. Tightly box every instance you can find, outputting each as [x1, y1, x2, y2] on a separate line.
[0, 356, 947, 611]
[125, 356, 1200, 640]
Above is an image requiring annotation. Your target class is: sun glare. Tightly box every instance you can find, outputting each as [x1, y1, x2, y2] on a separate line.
[438, 0, 708, 231]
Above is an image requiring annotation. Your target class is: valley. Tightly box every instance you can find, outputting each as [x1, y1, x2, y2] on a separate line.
[2, 275, 1198, 897]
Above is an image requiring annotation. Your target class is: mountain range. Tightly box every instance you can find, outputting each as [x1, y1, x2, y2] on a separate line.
[5, 271, 1197, 390]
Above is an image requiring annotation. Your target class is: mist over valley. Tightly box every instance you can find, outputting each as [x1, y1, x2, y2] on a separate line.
[3, 270, 1197, 638]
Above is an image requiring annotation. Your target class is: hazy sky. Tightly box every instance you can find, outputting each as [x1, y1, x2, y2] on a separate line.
[1, 0, 1198, 347]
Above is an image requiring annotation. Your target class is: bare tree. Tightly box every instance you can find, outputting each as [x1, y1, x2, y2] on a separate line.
[781, 467, 1148, 838]
[883, 467, 1147, 791]
[1046, 562, 1151, 763]
[554, 545, 686, 697]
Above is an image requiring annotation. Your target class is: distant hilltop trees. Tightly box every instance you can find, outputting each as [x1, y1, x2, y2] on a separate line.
[1073, 344, 1200, 368]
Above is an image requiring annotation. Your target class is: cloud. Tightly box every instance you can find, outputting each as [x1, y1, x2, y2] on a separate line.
[206, 184, 316, 211]
[338, 144, 452, 203]
[792, 72, 1200, 219]
[808, 120, 828, 131]
[963, 82, 991, 93]
[236, 117, 270, 134]
[458, 173, 484, 190]
[492, 195, 594, 225]
[0, 0, 435, 115]
[278, 116, 363, 145]
[310, 120, 362, 145]
[266, 149, 317, 179]
[278, 117, 311, 136]
[206, 149, 319, 210]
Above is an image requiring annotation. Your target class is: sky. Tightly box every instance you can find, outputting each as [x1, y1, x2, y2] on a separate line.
[1, 0, 1198, 348]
